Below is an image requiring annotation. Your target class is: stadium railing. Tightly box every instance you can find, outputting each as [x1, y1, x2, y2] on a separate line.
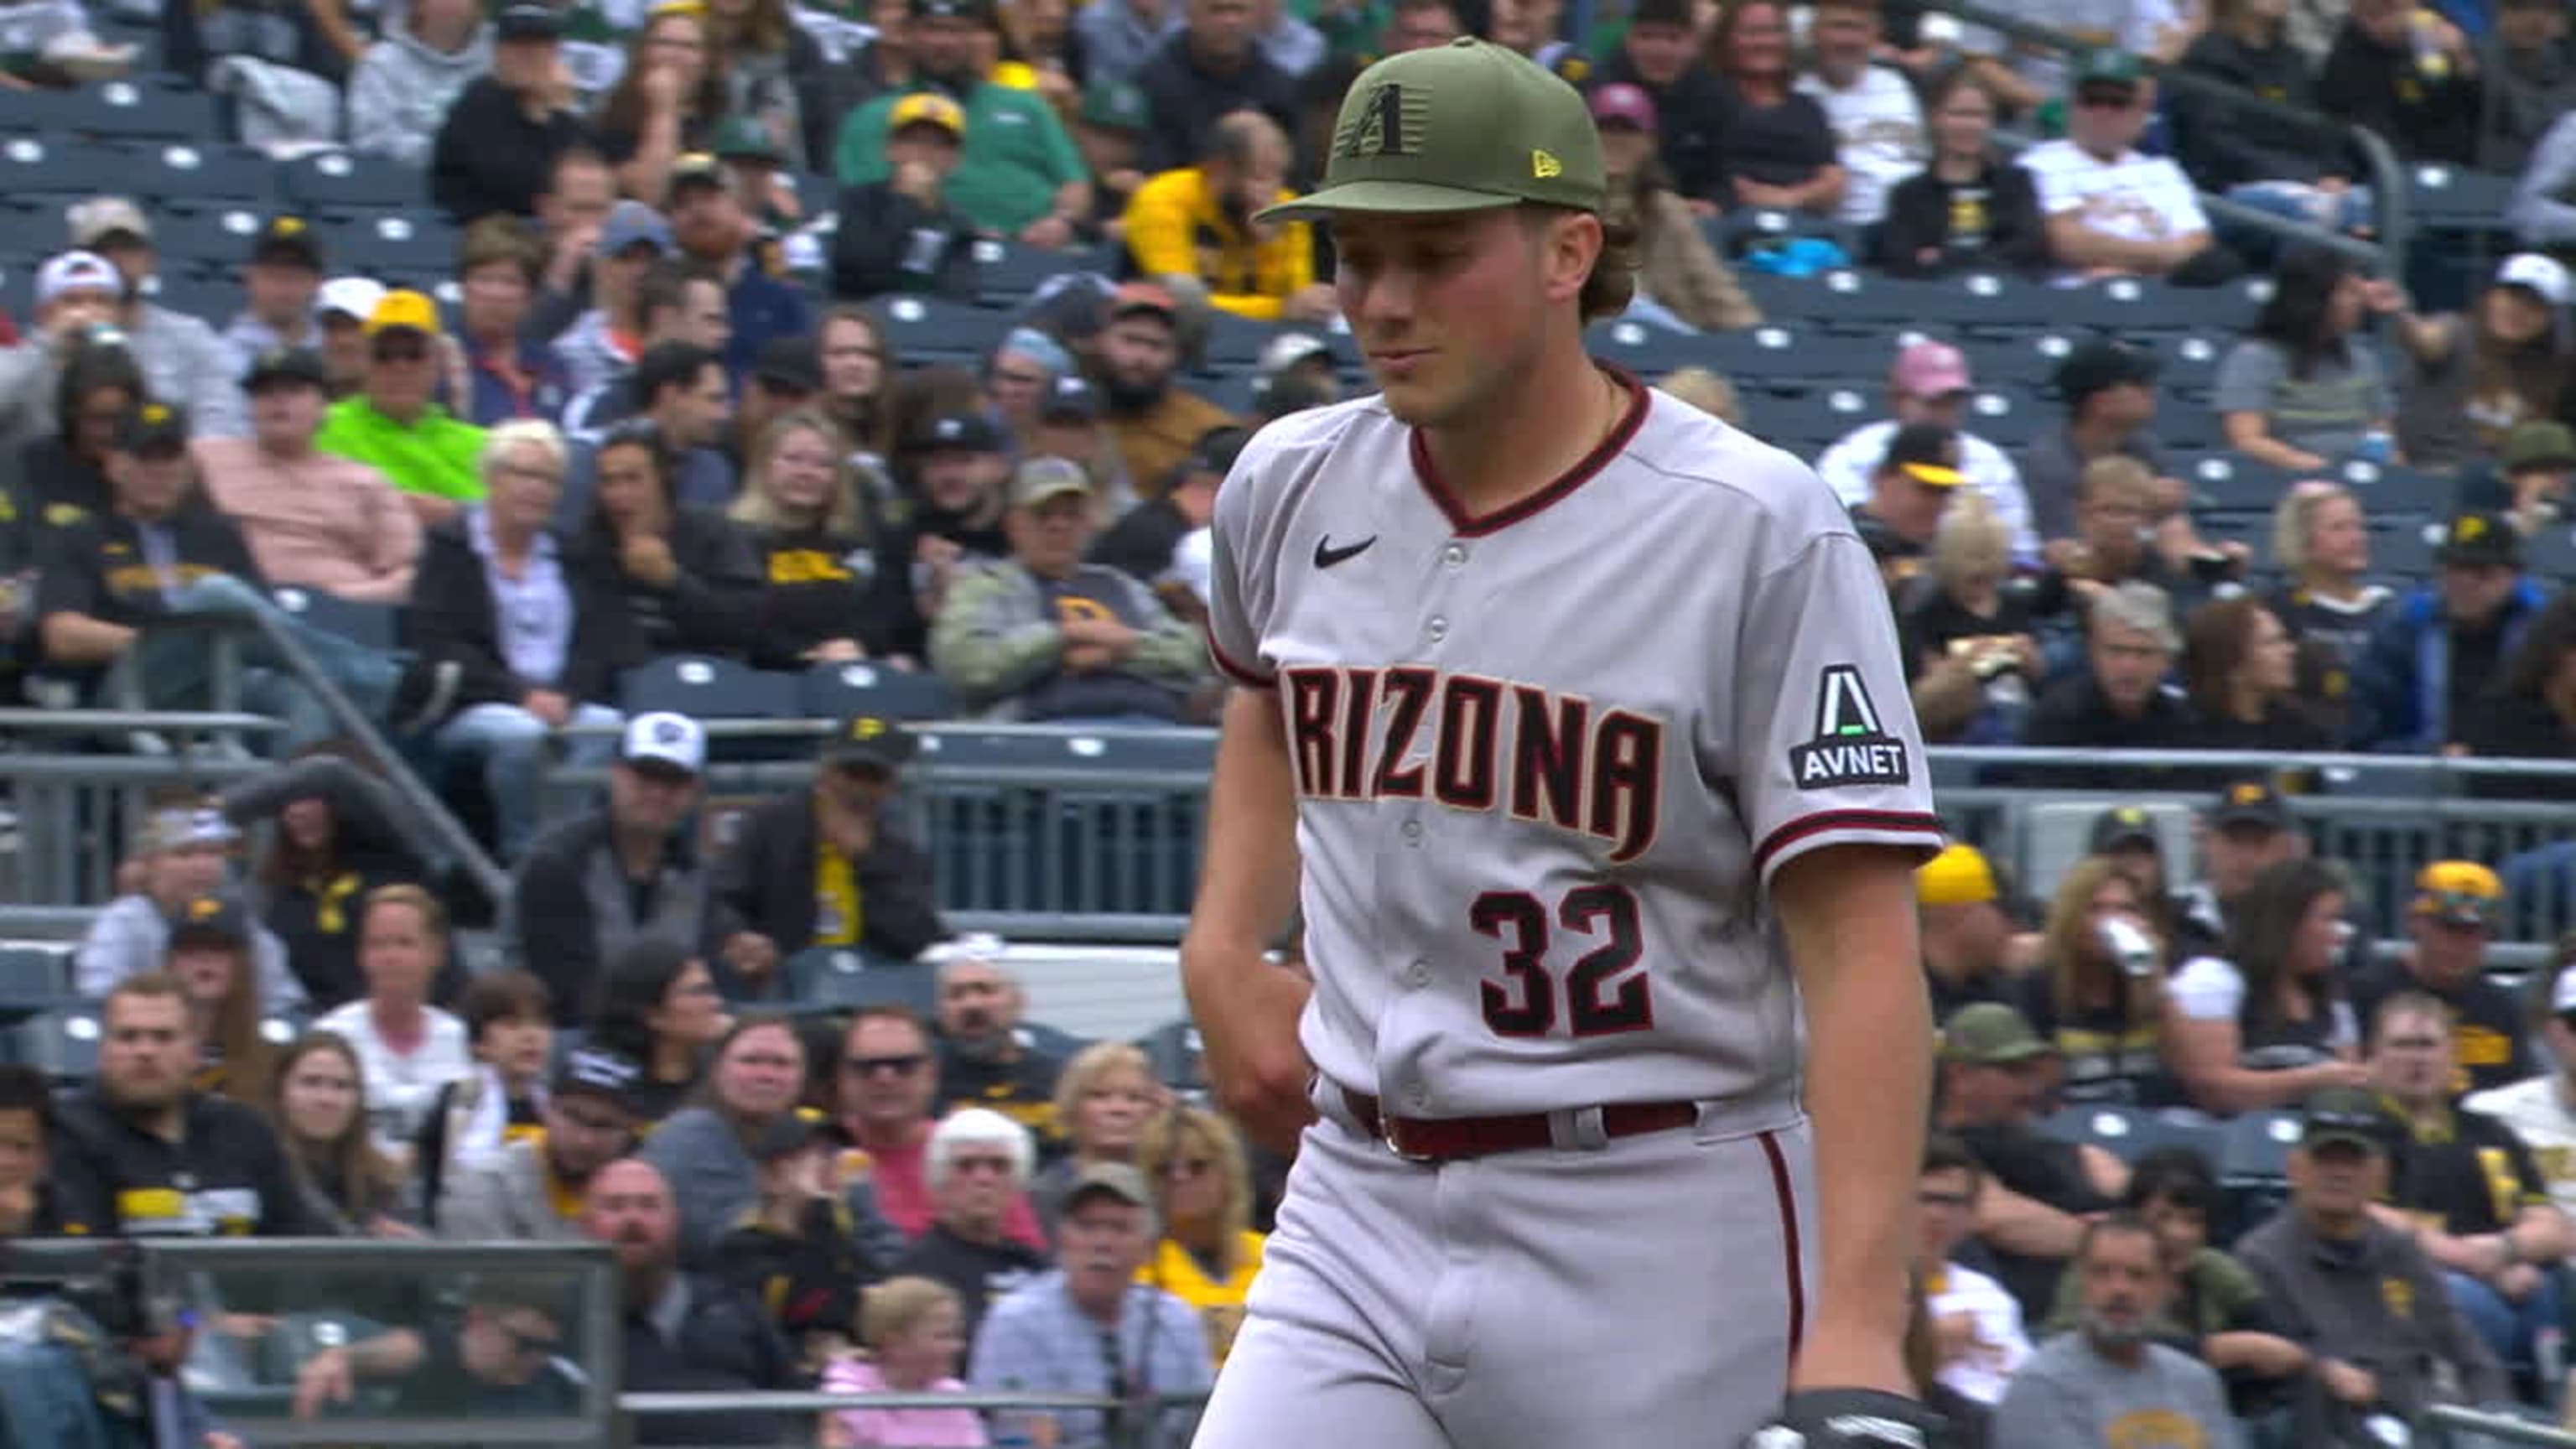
[619, 1387, 1214, 1449]
[2428, 1405, 2576, 1448]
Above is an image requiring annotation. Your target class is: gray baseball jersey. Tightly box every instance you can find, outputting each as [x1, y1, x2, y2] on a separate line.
[1208, 374, 1946, 1118]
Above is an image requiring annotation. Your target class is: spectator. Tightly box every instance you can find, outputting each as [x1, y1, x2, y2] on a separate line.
[1588, 84, 1763, 334]
[2466, 954, 2576, 1218]
[1036, 373, 1138, 503]
[889, 1107, 1052, 1338]
[15, 327, 142, 522]
[738, 337, 825, 461]
[817, 305, 901, 475]
[1127, 112, 1330, 325]
[830, 1005, 1050, 1244]
[2265, 479, 2392, 673]
[2461, 589, 2576, 776]
[1027, 1041, 1160, 1236]
[561, 262, 734, 442]
[1076, 78, 1156, 236]
[1815, 340, 2038, 568]
[220, 750, 428, 1011]
[702, 0, 826, 177]
[818, 1277, 985, 1449]
[591, 4, 725, 204]
[1851, 421, 1966, 585]
[313, 290, 491, 526]
[456, 219, 574, 428]
[2168, 779, 2308, 960]
[586, 940, 726, 1119]
[582, 1157, 802, 1447]
[1917, 844, 2028, 1023]
[439, 1044, 643, 1237]
[349, 0, 494, 169]
[664, 156, 815, 381]
[2023, 581, 2199, 750]
[1245, 333, 1339, 423]
[2167, 0, 2367, 226]
[2019, 340, 2164, 546]
[2351, 863, 2535, 1096]
[1590, 0, 1729, 209]
[219, 216, 330, 366]
[2507, 106, 2576, 252]
[511, 714, 715, 1024]
[553, 202, 675, 402]
[1076, 0, 1176, 92]
[985, 330, 1068, 440]
[931, 942, 1064, 1145]
[269, 1030, 408, 1232]
[2022, 855, 2173, 1107]
[1915, 1132, 2032, 1409]
[406, 420, 631, 860]
[2317, 0, 2482, 166]
[835, 0, 1094, 246]
[1794, 0, 1920, 227]
[2089, 807, 2180, 945]
[715, 1109, 896, 1351]
[1132, 0, 1297, 174]
[432, 3, 592, 224]
[196, 346, 424, 604]
[528, 146, 621, 334]
[730, 413, 912, 666]
[1992, 1216, 2242, 1449]
[1702, 0, 1842, 215]
[312, 885, 475, 1155]
[288, 1275, 584, 1421]
[886, 410, 1014, 655]
[572, 418, 763, 658]
[2461, 421, 2576, 543]
[1090, 419, 1233, 619]
[2391, 253, 2570, 472]
[642, 1013, 822, 1259]
[2163, 858, 2366, 1114]
[0, 1065, 61, 1236]
[58, 203, 247, 437]
[49, 974, 333, 1237]
[933, 455, 1206, 721]
[2367, 989, 2576, 1374]
[1380, 0, 1461, 52]
[831, 93, 984, 302]
[315, 278, 386, 400]
[2350, 510, 2545, 752]
[2020, 52, 2225, 288]
[165, 891, 281, 1104]
[2216, 247, 2401, 472]
[2181, 595, 2331, 751]
[2483, 0, 2576, 174]
[75, 806, 304, 1009]
[414, 969, 554, 1227]
[570, 345, 739, 520]
[1138, 1105, 1262, 1366]
[1877, 68, 2047, 280]
[164, 0, 351, 112]
[0, 254, 121, 456]
[968, 1161, 1213, 1449]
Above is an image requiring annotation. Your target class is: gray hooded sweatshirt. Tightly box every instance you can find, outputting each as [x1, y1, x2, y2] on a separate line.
[348, 20, 493, 168]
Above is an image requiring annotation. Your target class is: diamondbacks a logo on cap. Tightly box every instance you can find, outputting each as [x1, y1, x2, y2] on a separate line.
[1337, 81, 1423, 159]
[1531, 148, 1561, 179]
[1789, 665, 1909, 789]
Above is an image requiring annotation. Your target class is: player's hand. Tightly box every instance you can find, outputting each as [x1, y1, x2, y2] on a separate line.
[1182, 943, 1316, 1154]
[1745, 1388, 1949, 1448]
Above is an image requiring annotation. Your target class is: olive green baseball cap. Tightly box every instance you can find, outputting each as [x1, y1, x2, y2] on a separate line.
[1259, 37, 1605, 222]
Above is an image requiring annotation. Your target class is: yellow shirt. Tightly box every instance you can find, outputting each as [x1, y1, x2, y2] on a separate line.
[811, 797, 865, 947]
[1138, 1232, 1265, 1366]
[1120, 167, 1315, 321]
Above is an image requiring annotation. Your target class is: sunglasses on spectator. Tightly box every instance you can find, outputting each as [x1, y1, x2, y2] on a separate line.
[2075, 86, 2134, 108]
[503, 1326, 560, 1358]
[375, 343, 431, 363]
[844, 1053, 927, 1076]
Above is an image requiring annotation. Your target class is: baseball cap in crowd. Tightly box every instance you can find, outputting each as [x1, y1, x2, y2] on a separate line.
[495, 2, 566, 40]
[1915, 844, 1998, 907]
[2209, 777, 2291, 834]
[888, 92, 968, 140]
[824, 712, 919, 774]
[1878, 422, 1963, 487]
[2503, 422, 2576, 475]
[667, 152, 730, 200]
[620, 710, 708, 780]
[318, 276, 387, 324]
[1256, 331, 1332, 380]
[1179, 425, 1251, 486]
[113, 402, 190, 457]
[1040, 374, 1100, 423]
[250, 215, 324, 272]
[1109, 281, 1178, 324]
[752, 335, 821, 396]
[67, 195, 150, 249]
[2073, 49, 2144, 96]
[750, 1111, 820, 1161]
[2412, 860, 2503, 929]
[1891, 339, 1973, 399]
[1937, 1003, 2053, 1066]
[2052, 339, 2158, 406]
[1261, 39, 1606, 221]
[1079, 77, 1150, 133]
[1063, 1161, 1153, 1213]
[242, 345, 329, 392]
[165, 891, 253, 949]
[598, 200, 673, 259]
[2088, 804, 2162, 854]
[146, 805, 239, 854]
[2438, 510, 2521, 568]
[2298, 1085, 2392, 1156]
[909, 0, 994, 23]
[913, 410, 1006, 455]
[37, 249, 122, 305]
[366, 288, 444, 339]
[1587, 81, 1658, 132]
[2496, 252, 2572, 309]
[713, 115, 784, 165]
[553, 1046, 644, 1109]
[1010, 454, 1093, 511]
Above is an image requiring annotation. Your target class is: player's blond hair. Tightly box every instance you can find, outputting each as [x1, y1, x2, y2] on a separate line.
[1054, 1041, 1156, 1156]
[858, 1275, 962, 1350]
[1138, 1105, 1254, 1277]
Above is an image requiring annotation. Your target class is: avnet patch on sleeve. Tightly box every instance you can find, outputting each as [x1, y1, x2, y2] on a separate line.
[1788, 665, 1912, 789]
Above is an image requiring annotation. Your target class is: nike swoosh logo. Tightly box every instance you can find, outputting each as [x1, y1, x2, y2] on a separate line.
[1313, 535, 1377, 569]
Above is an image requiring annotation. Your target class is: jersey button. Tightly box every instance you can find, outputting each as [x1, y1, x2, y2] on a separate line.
[1442, 544, 1467, 567]
[1407, 958, 1431, 986]
[1401, 820, 1423, 842]
[1426, 617, 1447, 641]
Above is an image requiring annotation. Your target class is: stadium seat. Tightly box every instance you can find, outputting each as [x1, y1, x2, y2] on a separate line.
[1583, 317, 1707, 377]
[1197, 309, 1286, 368]
[874, 294, 1010, 364]
[280, 149, 427, 210]
[621, 655, 802, 720]
[783, 948, 937, 1014]
[270, 588, 399, 651]
[2407, 164, 2518, 234]
[1014, 1020, 1089, 1062]
[1963, 389, 2038, 448]
[154, 204, 269, 264]
[970, 236, 1104, 303]
[1961, 332, 2076, 388]
[0, 136, 120, 200]
[0, 947, 63, 1024]
[112, 139, 276, 202]
[148, 274, 243, 324]
[2366, 516, 2439, 579]
[2340, 460, 2449, 517]
[2214, 1109, 2303, 1239]
[2036, 1102, 2222, 1166]
[55, 79, 221, 139]
[10, 1007, 100, 1079]
[798, 661, 956, 723]
[2185, 454, 2303, 512]
[319, 212, 459, 276]
[1753, 385, 1875, 450]
[1781, 270, 1953, 331]
[2526, 522, 2576, 582]
[1135, 1017, 1204, 1093]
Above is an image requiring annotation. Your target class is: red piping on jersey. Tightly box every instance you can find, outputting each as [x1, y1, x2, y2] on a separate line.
[1205, 628, 1276, 689]
[1752, 809, 1947, 880]
[1409, 366, 1649, 537]
[1758, 1129, 1805, 1368]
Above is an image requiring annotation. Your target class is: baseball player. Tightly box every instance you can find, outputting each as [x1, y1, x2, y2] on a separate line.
[1179, 37, 1952, 1449]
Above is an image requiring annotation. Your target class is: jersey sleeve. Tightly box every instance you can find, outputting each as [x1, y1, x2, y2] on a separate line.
[1731, 519, 1945, 889]
[1204, 425, 1280, 689]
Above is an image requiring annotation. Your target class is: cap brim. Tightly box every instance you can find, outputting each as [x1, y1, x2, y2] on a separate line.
[1901, 463, 1966, 487]
[2303, 1129, 2383, 1155]
[1258, 180, 1530, 222]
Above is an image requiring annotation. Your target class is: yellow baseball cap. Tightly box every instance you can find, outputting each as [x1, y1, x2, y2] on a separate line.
[365, 288, 442, 338]
[2413, 860, 2502, 927]
[889, 93, 968, 138]
[1918, 844, 1997, 907]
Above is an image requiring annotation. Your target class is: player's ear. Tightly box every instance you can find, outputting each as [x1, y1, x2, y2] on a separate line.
[1532, 207, 1602, 306]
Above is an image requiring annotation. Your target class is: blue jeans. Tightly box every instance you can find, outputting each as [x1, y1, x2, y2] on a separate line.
[434, 699, 622, 860]
[134, 575, 403, 750]
[2444, 1267, 2568, 1373]
[2225, 181, 2376, 235]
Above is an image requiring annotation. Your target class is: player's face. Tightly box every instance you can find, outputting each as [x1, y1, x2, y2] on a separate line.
[2367, 1009, 2454, 1104]
[1914, 1166, 1976, 1265]
[1334, 208, 1581, 429]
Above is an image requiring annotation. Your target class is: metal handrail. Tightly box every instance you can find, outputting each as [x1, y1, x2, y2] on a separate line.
[2426, 1405, 2576, 1446]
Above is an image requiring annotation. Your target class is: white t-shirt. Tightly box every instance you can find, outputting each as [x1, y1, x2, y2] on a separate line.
[2168, 954, 2359, 1067]
[1929, 1259, 2032, 1406]
[1796, 65, 1928, 226]
[2465, 1075, 2576, 1218]
[2018, 140, 2210, 286]
[1813, 418, 2040, 566]
[312, 1000, 475, 1156]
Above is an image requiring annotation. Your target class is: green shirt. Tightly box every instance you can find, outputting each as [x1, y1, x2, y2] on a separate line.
[313, 398, 489, 504]
[834, 81, 1086, 235]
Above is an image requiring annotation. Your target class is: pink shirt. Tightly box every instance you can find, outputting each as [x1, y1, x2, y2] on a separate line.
[193, 438, 423, 602]
[839, 1127, 1049, 1252]
[823, 1358, 988, 1447]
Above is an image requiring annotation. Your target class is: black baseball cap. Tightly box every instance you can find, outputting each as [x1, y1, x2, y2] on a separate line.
[752, 336, 821, 395]
[910, 410, 1005, 455]
[2053, 339, 2158, 405]
[823, 712, 919, 773]
[1877, 422, 1964, 487]
[2439, 511, 2521, 569]
[250, 215, 325, 271]
[2299, 1085, 2392, 1156]
[1040, 374, 1100, 423]
[909, 0, 994, 22]
[2209, 777, 2292, 834]
[553, 1046, 643, 1109]
[666, 152, 730, 203]
[495, 3, 565, 40]
[165, 891, 252, 948]
[113, 402, 190, 457]
[2088, 804, 2160, 854]
[750, 1111, 822, 1161]
[1178, 425, 1250, 485]
[242, 345, 329, 392]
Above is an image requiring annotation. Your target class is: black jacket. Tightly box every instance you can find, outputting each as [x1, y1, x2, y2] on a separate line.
[625, 1273, 802, 1446]
[2168, 30, 2355, 190]
[1875, 158, 2049, 278]
[2315, 22, 2482, 165]
[49, 1089, 336, 1238]
[705, 788, 945, 974]
[403, 518, 640, 715]
[829, 183, 981, 301]
[571, 507, 765, 662]
[432, 75, 595, 222]
[1590, 52, 1733, 206]
[510, 808, 714, 1024]
[744, 522, 914, 666]
[1132, 36, 1299, 174]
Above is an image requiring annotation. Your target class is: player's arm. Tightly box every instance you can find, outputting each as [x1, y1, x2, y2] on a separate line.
[1179, 686, 1316, 1152]
[1773, 843, 1933, 1396]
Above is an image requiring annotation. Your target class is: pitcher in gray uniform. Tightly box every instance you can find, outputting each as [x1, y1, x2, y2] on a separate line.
[1179, 37, 1955, 1449]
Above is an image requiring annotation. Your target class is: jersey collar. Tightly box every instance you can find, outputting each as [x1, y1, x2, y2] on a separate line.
[1408, 365, 1648, 538]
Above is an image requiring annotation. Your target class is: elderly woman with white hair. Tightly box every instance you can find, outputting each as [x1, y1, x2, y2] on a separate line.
[1899, 491, 2042, 745]
[406, 419, 629, 860]
[890, 1106, 1054, 1341]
